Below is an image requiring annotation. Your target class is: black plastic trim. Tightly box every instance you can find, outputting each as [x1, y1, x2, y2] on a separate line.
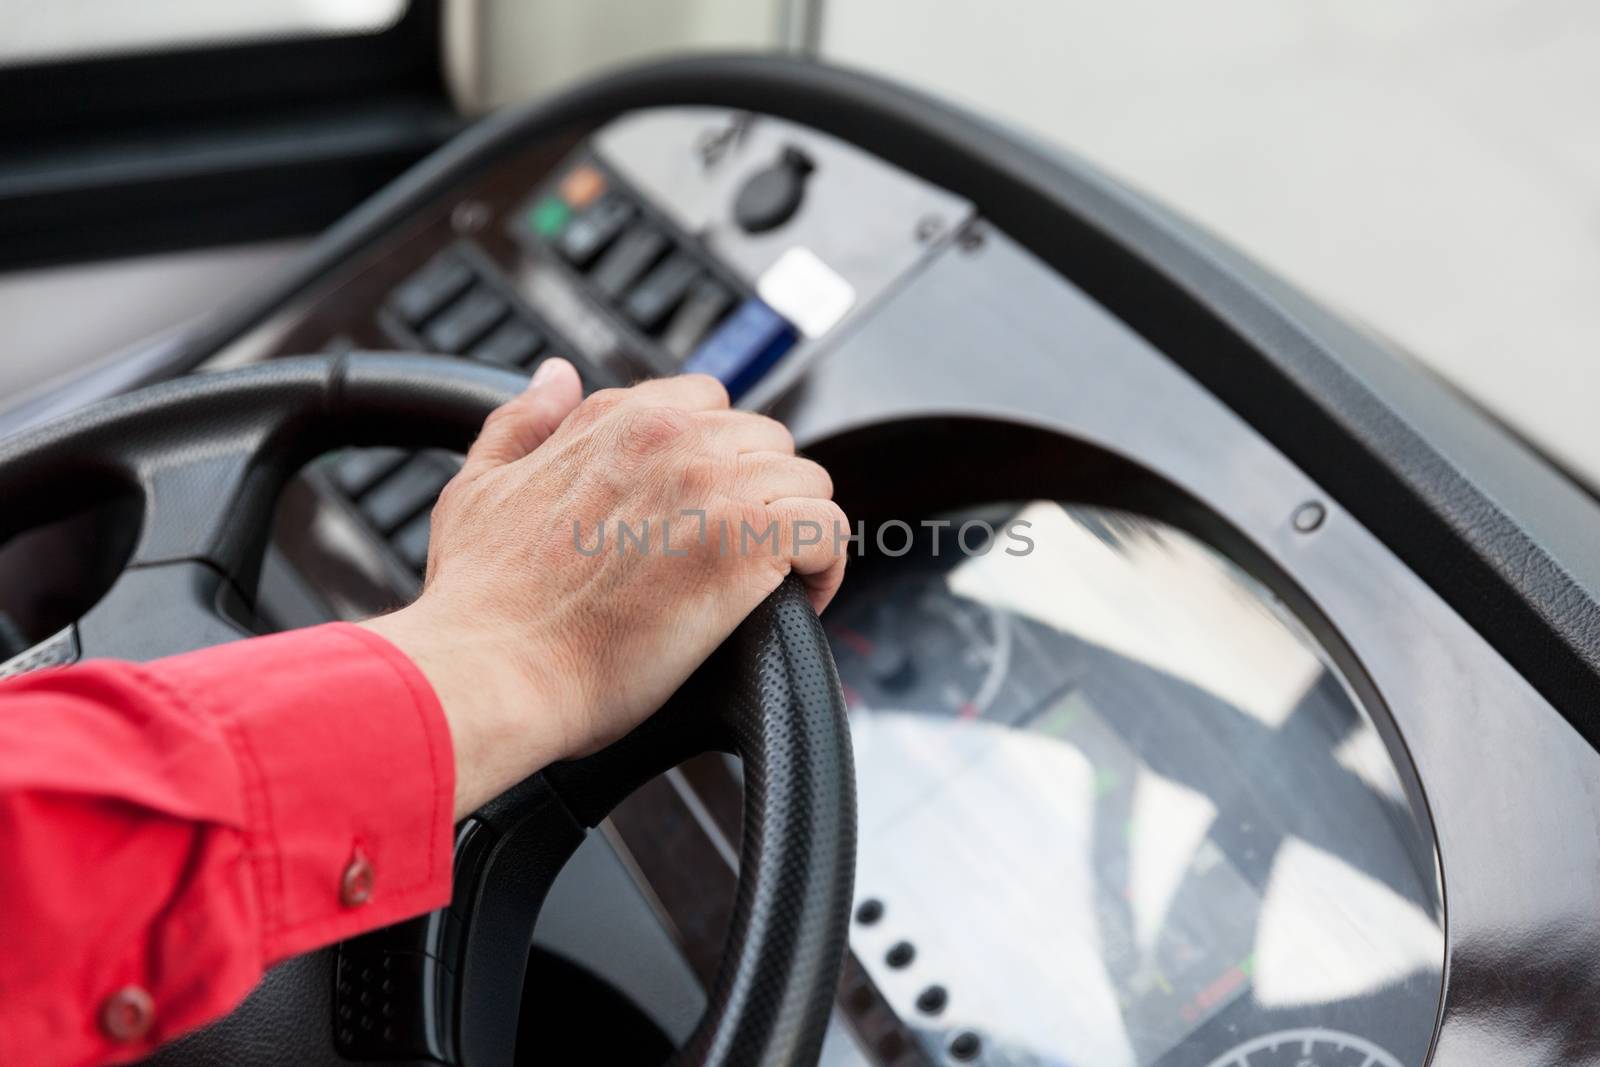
[0, 1, 453, 267]
[0, 101, 461, 269]
[0, 1, 443, 138]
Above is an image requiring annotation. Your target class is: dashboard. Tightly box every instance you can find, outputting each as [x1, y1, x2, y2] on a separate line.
[8, 55, 1600, 1067]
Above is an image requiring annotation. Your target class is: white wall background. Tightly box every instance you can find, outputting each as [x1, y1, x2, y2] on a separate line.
[0, 0, 406, 62]
[454, 0, 783, 110]
[820, 0, 1600, 482]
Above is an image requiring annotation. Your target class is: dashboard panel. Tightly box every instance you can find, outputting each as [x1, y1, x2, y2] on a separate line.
[222, 107, 965, 600]
[207, 94, 1600, 1067]
[10, 55, 1600, 1067]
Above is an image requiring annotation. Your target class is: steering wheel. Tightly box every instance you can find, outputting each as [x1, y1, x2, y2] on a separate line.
[0, 353, 857, 1067]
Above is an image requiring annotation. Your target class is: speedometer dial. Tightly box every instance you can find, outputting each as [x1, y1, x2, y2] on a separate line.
[830, 502, 1443, 1066]
[828, 572, 1023, 722]
[1204, 1028, 1403, 1067]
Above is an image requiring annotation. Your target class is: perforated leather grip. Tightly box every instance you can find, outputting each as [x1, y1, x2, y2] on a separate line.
[544, 575, 857, 1067]
[677, 577, 857, 1067]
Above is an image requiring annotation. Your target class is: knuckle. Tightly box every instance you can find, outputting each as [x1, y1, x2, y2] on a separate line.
[740, 498, 780, 540]
[759, 415, 795, 453]
[716, 496, 764, 537]
[574, 388, 624, 426]
[684, 373, 730, 408]
[434, 472, 471, 511]
[721, 411, 791, 453]
[480, 404, 517, 433]
[800, 456, 834, 498]
[617, 405, 691, 459]
[678, 455, 726, 498]
[820, 499, 850, 540]
[706, 499, 783, 575]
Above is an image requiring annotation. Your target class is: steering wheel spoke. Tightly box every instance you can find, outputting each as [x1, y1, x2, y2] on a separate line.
[0, 353, 522, 669]
[0, 560, 255, 676]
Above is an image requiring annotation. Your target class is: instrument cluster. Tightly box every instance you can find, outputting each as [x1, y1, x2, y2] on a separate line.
[825, 503, 1441, 1067]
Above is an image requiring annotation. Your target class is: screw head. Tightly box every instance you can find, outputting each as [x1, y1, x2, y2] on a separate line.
[452, 200, 490, 235]
[1292, 501, 1326, 533]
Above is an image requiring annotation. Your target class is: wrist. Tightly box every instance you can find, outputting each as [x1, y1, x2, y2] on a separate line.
[359, 602, 568, 820]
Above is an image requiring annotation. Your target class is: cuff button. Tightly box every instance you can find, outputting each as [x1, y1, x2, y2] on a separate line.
[341, 849, 375, 908]
[100, 985, 155, 1042]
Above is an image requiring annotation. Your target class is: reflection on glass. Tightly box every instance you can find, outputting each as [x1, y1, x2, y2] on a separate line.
[828, 503, 1441, 1067]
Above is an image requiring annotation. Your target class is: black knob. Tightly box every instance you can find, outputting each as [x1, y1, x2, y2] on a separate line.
[915, 985, 948, 1015]
[733, 146, 814, 234]
[948, 1031, 982, 1061]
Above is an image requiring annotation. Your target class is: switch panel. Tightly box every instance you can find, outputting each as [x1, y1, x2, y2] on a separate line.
[510, 155, 779, 390]
[682, 298, 798, 399]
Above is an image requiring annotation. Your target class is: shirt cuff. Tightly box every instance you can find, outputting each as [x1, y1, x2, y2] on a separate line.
[155, 622, 457, 962]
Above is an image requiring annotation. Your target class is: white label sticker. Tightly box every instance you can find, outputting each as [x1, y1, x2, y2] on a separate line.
[756, 246, 856, 339]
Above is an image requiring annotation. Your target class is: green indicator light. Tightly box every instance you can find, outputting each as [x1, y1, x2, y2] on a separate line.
[528, 196, 570, 238]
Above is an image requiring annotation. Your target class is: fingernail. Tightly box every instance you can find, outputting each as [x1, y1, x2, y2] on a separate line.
[528, 361, 560, 390]
[529, 359, 562, 389]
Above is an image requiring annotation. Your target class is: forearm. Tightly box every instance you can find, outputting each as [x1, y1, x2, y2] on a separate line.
[0, 624, 455, 1066]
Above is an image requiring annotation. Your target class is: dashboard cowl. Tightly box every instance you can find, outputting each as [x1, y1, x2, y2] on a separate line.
[7, 56, 1600, 765]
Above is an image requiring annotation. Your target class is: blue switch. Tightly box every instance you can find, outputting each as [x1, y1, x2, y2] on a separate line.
[682, 298, 797, 400]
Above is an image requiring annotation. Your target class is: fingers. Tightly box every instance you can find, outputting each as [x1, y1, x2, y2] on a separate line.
[482, 368, 847, 616]
[767, 497, 850, 614]
[460, 358, 583, 479]
[699, 410, 794, 456]
[738, 452, 832, 503]
[608, 373, 730, 414]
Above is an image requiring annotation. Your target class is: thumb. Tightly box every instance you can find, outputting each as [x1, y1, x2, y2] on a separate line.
[459, 358, 583, 479]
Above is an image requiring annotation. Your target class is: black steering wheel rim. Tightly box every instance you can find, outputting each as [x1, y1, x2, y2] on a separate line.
[0, 353, 856, 1067]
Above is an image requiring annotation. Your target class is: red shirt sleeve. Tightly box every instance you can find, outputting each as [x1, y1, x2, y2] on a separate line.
[0, 623, 456, 1067]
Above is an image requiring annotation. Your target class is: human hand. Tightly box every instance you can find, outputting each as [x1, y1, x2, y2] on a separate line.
[361, 359, 847, 819]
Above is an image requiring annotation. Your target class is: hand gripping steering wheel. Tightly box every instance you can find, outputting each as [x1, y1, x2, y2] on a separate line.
[0, 353, 857, 1067]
